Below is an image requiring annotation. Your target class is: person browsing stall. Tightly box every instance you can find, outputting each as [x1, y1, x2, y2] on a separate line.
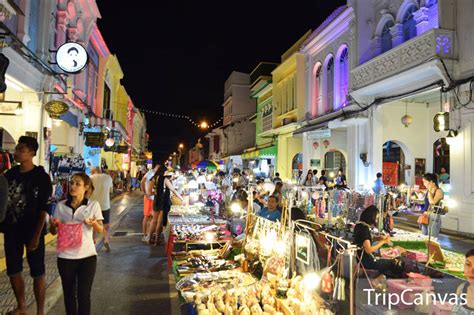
[334, 168, 347, 188]
[372, 172, 386, 194]
[49, 172, 103, 315]
[453, 249, 474, 314]
[420, 173, 444, 239]
[89, 167, 113, 252]
[257, 195, 281, 222]
[301, 170, 314, 186]
[353, 205, 404, 278]
[148, 167, 184, 246]
[140, 164, 159, 243]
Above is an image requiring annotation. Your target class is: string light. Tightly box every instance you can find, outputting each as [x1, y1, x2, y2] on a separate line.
[138, 108, 223, 129]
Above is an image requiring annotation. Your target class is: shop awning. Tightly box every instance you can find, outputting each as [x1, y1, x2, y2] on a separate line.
[60, 111, 78, 128]
[241, 145, 277, 159]
[89, 116, 128, 141]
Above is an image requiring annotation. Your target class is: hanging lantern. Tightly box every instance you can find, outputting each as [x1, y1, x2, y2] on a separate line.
[433, 112, 449, 132]
[312, 141, 319, 150]
[401, 101, 413, 128]
[401, 114, 413, 128]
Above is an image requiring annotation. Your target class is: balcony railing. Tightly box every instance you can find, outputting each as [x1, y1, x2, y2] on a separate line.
[351, 28, 455, 90]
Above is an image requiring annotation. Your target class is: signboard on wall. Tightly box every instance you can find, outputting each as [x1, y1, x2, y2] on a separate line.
[116, 145, 129, 154]
[383, 162, 398, 186]
[85, 132, 104, 147]
[310, 159, 321, 167]
[307, 129, 331, 140]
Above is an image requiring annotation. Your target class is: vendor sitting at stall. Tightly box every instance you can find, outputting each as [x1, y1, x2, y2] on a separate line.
[353, 205, 404, 278]
[453, 249, 474, 314]
[257, 195, 281, 222]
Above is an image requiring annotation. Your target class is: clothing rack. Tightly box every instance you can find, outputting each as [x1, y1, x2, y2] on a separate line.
[292, 220, 357, 315]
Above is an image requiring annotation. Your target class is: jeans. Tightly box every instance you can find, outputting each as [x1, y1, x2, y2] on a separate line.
[421, 213, 442, 238]
[57, 255, 97, 315]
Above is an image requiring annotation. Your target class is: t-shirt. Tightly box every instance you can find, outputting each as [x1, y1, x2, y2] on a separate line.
[90, 173, 113, 211]
[372, 178, 386, 194]
[353, 223, 375, 266]
[144, 170, 155, 200]
[4, 165, 52, 240]
[257, 207, 281, 222]
[53, 198, 103, 259]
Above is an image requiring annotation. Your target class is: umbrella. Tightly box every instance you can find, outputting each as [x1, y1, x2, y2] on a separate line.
[193, 160, 219, 170]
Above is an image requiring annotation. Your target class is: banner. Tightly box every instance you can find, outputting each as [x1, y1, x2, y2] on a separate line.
[383, 162, 398, 186]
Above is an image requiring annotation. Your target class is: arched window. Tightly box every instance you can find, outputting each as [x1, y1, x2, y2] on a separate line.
[312, 64, 322, 117]
[338, 48, 348, 108]
[381, 21, 394, 53]
[326, 57, 334, 112]
[402, 6, 417, 41]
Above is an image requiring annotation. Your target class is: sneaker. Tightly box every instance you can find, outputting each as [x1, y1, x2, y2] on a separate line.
[141, 235, 150, 243]
[104, 242, 111, 252]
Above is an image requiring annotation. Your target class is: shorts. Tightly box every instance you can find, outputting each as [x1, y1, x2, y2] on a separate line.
[102, 210, 110, 225]
[143, 197, 153, 217]
[4, 230, 45, 278]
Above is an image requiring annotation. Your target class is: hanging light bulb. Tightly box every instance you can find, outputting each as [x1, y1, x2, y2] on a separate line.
[105, 137, 115, 147]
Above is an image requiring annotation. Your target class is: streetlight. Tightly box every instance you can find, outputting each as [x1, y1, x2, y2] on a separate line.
[179, 143, 184, 149]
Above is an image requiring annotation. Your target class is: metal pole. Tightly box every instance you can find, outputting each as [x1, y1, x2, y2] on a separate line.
[349, 249, 354, 315]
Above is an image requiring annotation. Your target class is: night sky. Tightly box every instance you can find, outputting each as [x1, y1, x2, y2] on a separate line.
[96, 1, 346, 162]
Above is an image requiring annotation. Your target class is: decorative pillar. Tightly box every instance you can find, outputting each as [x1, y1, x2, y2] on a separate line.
[55, 10, 68, 47]
[389, 23, 404, 47]
[413, 7, 431, 35]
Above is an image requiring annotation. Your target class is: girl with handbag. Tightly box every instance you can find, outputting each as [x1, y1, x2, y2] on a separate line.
[420, 173, 444, 239]
[50, 172, 103, 315]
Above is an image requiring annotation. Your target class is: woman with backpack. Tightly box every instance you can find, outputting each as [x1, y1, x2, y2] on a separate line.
[147, 167, 183, 246]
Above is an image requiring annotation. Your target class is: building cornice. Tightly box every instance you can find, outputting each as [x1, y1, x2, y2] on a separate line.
[300, 6, 354, 56]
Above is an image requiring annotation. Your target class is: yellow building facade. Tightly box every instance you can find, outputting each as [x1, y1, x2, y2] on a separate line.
[271, 31, 311, 181]
[101, 54, 130, 171]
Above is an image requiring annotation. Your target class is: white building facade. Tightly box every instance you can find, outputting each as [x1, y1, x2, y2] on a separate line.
[347, 0, 473, 234]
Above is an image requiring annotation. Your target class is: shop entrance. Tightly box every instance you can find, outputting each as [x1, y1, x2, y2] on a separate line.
[382, 141, 406, 185]
[324, 150, 346, 179]
[433, 138, 450, 183]
[292, 153, 303, 180]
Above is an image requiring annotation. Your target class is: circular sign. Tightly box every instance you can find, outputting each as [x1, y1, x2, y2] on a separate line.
[45, 100, 69, 119]
[56, 42, 88, 73]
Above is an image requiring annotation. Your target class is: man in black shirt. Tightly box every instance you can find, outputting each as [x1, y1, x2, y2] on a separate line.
[3, 136, 52, 315]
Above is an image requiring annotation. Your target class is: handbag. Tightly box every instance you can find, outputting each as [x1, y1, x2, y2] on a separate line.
[57, 223, 83, 252]
[417, 214, 429, 225]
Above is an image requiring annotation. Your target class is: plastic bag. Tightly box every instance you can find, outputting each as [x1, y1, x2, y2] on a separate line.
[57, 223, 82, 252]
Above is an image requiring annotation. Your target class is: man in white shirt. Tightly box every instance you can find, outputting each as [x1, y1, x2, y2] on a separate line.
[140, 164, 159, 242]
[90, 167, 114, 252]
